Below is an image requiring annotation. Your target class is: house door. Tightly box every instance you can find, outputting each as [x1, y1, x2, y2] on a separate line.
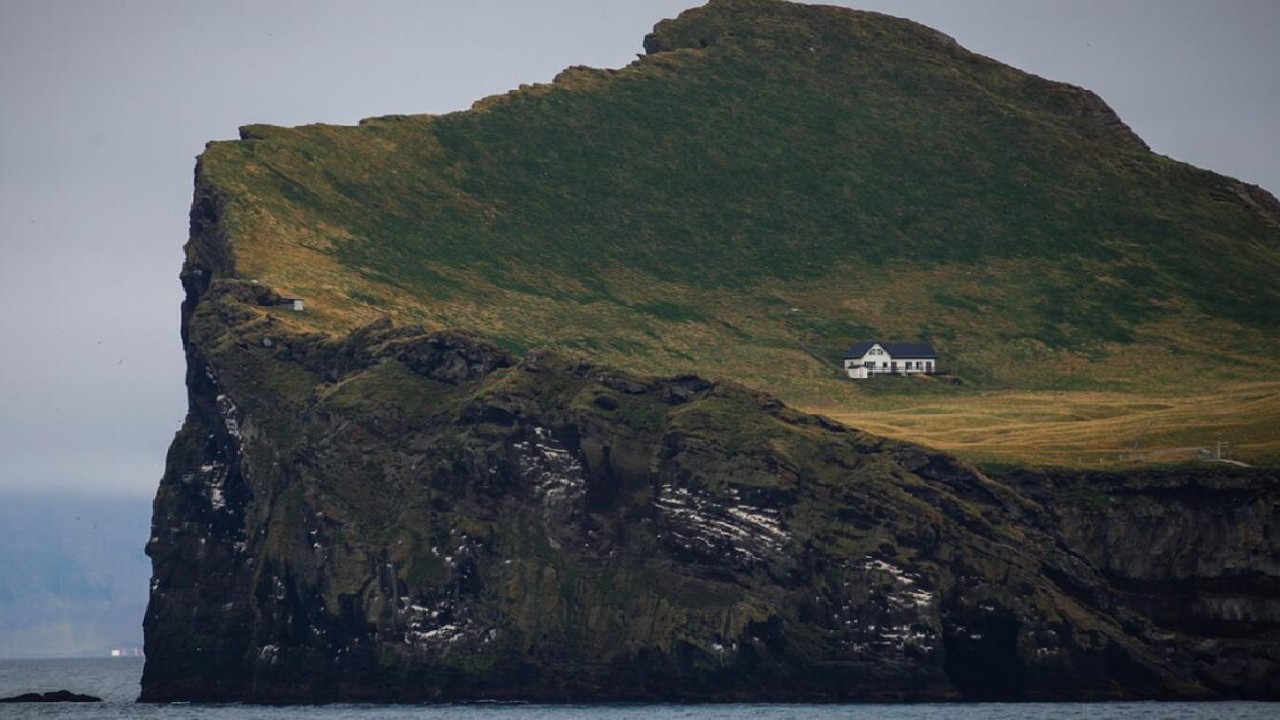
[890, 361, 897, 373]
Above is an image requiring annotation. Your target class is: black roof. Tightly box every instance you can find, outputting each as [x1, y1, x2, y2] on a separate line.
[843, 341, 937, 359]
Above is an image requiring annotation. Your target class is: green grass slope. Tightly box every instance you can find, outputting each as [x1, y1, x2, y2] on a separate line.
[188, 0, 1280, 465]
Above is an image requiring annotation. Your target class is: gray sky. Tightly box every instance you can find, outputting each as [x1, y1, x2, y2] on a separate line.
[2, 0, 1277, 498]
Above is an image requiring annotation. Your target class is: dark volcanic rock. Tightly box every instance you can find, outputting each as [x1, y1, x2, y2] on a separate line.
[141, 261, 1280, 702]
[1, 690, 102, 703]
[1002, 467, 1280, 698]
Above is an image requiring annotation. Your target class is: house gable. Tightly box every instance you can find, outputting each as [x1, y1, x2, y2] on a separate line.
[842, 341, 937, 361]
[843, 341, 880, 359]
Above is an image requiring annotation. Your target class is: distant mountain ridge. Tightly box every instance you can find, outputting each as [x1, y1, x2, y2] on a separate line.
[0, 494, 150, 658]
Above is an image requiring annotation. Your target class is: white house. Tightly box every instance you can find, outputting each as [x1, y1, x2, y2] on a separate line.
[842, 342, 937, 379]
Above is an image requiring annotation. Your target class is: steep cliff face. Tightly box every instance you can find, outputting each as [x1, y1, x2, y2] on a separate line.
[142, 246, 1279, 701]
[143, 0, 1280, 702]
[1007, 469, 1280, 697]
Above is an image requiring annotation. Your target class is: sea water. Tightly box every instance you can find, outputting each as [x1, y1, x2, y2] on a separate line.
[0, 658, 1273, 719]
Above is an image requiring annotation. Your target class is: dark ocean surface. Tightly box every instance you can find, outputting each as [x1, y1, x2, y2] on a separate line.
[1, 658, 1274, 719]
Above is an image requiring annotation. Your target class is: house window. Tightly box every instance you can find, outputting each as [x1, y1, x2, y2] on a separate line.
[866, 361, 876, 369]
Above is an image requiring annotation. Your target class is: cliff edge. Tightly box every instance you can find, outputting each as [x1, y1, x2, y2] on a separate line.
[141, 265, 1279, 701]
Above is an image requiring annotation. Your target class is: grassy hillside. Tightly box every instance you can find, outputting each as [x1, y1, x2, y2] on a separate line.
[189, 0, 1280, 466]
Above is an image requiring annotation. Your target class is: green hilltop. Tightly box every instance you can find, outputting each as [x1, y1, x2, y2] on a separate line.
[188, 0, 1280, 466]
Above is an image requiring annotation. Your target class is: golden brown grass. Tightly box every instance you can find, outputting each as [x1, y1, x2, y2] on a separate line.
[814, 380, 1280, 468]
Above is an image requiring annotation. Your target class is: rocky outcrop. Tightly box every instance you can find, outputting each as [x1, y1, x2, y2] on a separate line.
[141, 265, 1280, 702]
[1210, 179, 1280, 230]
[1, 691, 101, 703]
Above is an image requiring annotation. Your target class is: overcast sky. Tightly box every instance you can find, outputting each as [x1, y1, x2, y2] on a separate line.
[2, 1, 1277, 499]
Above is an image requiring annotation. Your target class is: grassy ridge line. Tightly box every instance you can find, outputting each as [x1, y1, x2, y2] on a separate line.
[188, 0, 1280, 466]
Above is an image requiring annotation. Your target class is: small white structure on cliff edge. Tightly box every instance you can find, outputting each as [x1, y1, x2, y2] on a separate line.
[843, 342, 937, 379]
